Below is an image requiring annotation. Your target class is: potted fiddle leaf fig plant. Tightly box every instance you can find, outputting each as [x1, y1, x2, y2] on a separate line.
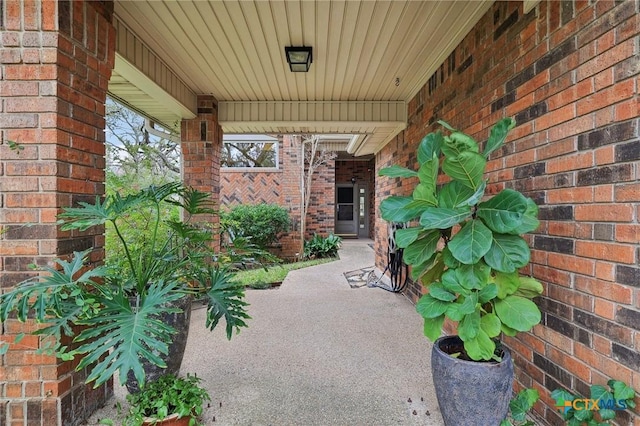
[379, 117, 543, 426]
[0, 182, 250, 392]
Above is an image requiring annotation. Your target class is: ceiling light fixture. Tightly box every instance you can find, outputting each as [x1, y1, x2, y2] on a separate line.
[285, 46, 313, 72]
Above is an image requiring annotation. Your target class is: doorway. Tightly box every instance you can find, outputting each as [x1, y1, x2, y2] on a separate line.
[335, 184, 368, 237]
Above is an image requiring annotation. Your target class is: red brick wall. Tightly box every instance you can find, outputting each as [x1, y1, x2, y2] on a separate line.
[375, 1, 639, 424]
[220, 135, 338, 258]
[182, 95, 222, 251]
[0, 1, 115, 424]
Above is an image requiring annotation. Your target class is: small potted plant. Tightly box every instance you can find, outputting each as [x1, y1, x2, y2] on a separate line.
[379, 117, 543, 426]
[124, 373, 211, 426]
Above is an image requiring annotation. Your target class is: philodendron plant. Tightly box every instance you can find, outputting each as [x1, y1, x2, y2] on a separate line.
[379, 117, 543, 361]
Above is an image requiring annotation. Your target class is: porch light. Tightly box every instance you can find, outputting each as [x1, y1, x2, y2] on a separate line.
[285, 46, 313, 72]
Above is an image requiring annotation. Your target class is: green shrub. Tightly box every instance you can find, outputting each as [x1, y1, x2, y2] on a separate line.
[304, 234, 342, 259]
[221, 204, 290, 248]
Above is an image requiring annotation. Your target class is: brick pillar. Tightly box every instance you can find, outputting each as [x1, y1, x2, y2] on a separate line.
[0, 1, 115, 424]
[181, 95, 221, 249]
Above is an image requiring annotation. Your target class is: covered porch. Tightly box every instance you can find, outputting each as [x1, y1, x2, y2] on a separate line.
[1, 1, 638, 425]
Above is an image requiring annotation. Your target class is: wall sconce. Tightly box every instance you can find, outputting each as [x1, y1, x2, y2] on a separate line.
[285, 46, 313, 72]
[351, 177, 357, 184]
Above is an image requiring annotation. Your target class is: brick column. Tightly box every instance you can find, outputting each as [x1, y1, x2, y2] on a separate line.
[181, 95, 221, 250]
[0, 1, 115, 424]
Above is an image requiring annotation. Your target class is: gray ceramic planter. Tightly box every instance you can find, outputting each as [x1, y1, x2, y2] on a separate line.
[431, 335, 513, 426]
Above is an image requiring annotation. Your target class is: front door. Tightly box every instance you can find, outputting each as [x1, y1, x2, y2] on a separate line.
[335, 184, 357, 236]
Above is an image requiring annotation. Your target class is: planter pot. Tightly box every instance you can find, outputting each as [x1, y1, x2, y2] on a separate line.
[142, 413, 192, 426]
[126, 295, 192, 393]
[431, 335, 513, 426]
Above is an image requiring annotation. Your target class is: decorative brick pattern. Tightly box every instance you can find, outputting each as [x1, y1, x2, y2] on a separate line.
[0, 1, 115, 424]
[220, 135, 342, 259]
[375, 1, 639, 424]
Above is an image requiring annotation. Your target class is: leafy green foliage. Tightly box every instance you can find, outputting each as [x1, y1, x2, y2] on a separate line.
[500, 388, 539, 426]
[221, 203, 291, 248]
[0, 183, 251, 388]
[125, 373, 211, 426]
[551, 380, 637, 425]
[378, 118, 542, 361]
[304, 234, 342, 259]
[231, 258, 336, 289]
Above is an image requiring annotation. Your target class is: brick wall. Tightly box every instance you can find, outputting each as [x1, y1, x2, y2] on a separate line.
[220, 134, 338, 258]
[375, 1, 639, 424]
[0, 0, 115, 424]
[182, 95, 222, 251]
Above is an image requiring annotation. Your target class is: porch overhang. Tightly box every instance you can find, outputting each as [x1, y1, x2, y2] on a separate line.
[108, 0, 494, 154]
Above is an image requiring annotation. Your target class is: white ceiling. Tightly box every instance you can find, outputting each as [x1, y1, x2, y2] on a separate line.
[110, 0, 493, 154]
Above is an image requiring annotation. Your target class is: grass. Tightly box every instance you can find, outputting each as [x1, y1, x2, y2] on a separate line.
[231, 257, 337, 289]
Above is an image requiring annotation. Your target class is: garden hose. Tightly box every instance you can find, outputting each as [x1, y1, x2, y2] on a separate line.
[367, 222, 409, 293]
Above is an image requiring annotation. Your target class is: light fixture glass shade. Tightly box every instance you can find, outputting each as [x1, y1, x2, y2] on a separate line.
[285, 46, 313, 72]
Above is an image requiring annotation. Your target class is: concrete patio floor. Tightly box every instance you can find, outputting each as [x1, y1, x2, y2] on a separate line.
[84, 239, 443, 425]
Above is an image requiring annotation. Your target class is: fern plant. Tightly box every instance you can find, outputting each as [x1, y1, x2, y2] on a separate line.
[0, 183, 250, 388]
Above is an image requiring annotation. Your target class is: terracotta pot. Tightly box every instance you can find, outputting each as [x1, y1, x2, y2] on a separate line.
[142, 413, 192, 426]
[431, 335, 513, 426]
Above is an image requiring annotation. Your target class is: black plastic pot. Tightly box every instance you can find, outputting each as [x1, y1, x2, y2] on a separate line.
[126, 295, 192, 393]
[431, 335, 513, 426]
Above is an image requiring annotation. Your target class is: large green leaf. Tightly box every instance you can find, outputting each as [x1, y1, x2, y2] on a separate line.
[494, 295, 541, 332]
[494, 271, 520, 299]
[484, 234, 531, 273]
[378, 164, 418, 178]
[438, 181, 474, 209]
[477, 189, 527, 233]
[442, 151, 486, 190]
[448, 219, 493, 265]
[509, 197, 540, 235]
[423, 315, 445, 341]
[420, 254, 445, 285]
[513, 277, 544, 298]
[458, 180, 487, 208]
[455, 261, 490, 290]
[483, 117, 516, 159]
[416, 294, 449, 319]
[463, 329, 495, 360]
[478, 283, 498, 303]
[419, 207, 471, 230]
[458, 309, 481, 340]
[379, 196, 423, 222]
[200, 267, 251, 339]
[410, 254, 437, 281]
[441, 269, 468, 295]
[442, 246, 461, 268]
[404, 230, 440, 266]
[428, 282, 457, 302]
[74, 280, 184, 387]
[394, 227, 422, 248]
[417, 131, 444, 164]
[412, 184, 437, 207]
[442, 131, 479, 158]
[414, 156, 439, 206]
[480, 313, 502, 338]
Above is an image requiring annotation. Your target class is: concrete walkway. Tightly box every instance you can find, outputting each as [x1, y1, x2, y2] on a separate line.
[85, 239, 443, 426]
